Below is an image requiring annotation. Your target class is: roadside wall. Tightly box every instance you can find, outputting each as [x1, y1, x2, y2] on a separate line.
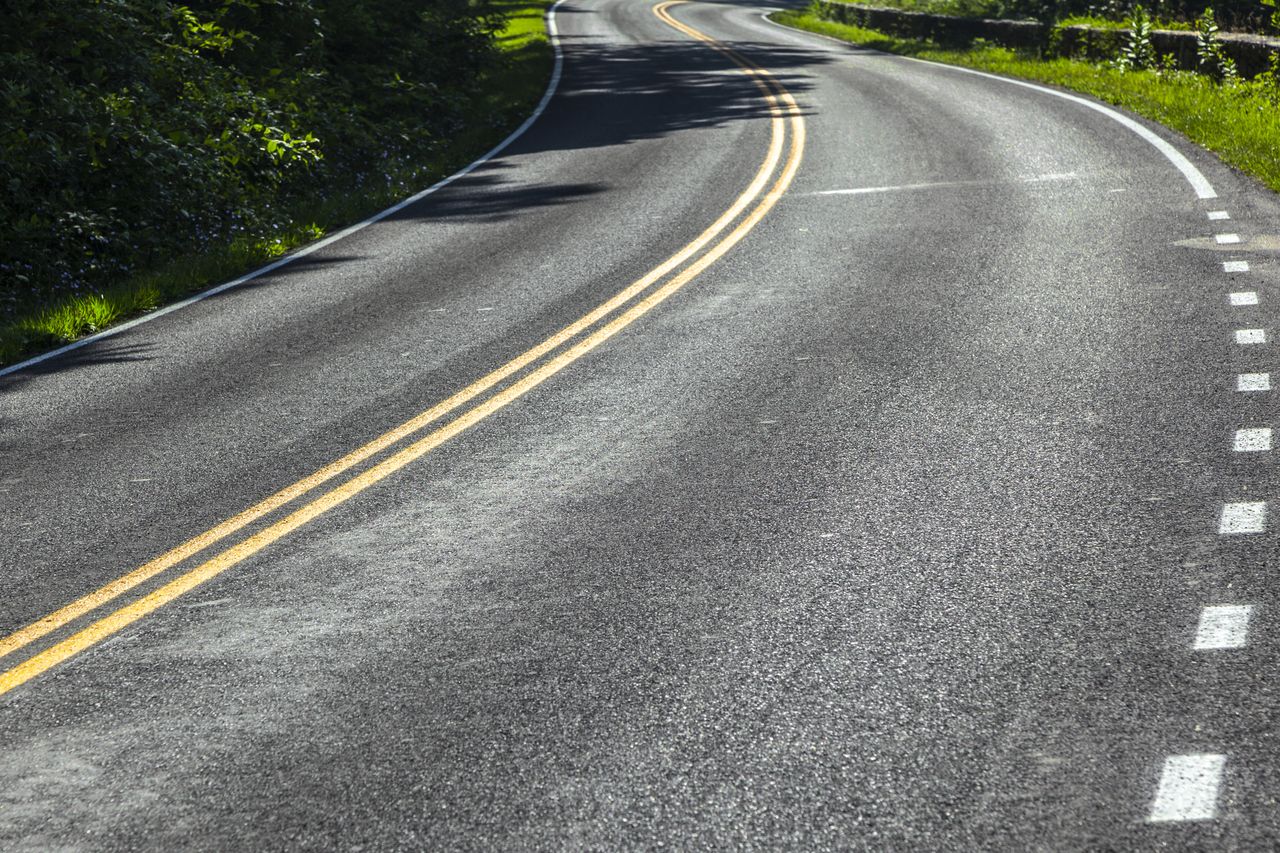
[814, 1, 1280, 77]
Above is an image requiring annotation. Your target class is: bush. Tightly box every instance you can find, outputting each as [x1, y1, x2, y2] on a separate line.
[0, 0, 500, 322]
[1196, 6, 1239, 80]
[1117, 3, 1157, 68]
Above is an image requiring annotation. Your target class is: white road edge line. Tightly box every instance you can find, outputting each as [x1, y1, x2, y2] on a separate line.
[758, 11, 1218, 200]
[1149, 754, 1226, 822]
[1234, 427, 1272, 452]
[0, 0, 571, 380]
[1194, 604, 1254, 649]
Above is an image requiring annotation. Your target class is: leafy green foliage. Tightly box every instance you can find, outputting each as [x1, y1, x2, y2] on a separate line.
[1260, 0, 1280, 32]
[1117, 4, 1157, 68]
[835, 0, 1276, 31]
[1196, 6, 1239, 79]
[0, 0, 502, 325]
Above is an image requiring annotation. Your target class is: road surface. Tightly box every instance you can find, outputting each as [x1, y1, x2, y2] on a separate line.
[3, 0, 1279, 847]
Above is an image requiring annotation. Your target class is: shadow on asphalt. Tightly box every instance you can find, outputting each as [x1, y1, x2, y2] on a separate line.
[387, 173, 608, 224]
[0, 339, 156, 391]
[379, 33, 829, 223]
[505, 34, 825, 157]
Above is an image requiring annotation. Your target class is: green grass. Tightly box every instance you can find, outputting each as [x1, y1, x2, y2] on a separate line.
[821, 0, 1020, 19]
[0, 0, 555, 369]
[1055, 13, 1193, 30]
[771, 10, 1280, 192]
[822, 0, 1197, 29]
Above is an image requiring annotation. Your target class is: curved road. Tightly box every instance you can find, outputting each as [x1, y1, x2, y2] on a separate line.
[3, 0, 1280, 847]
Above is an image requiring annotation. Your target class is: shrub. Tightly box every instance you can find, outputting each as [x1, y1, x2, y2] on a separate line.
[1195, 6, 1239, 80]
[0, 0, 500, 322]
[1117, 4, 1157, 69]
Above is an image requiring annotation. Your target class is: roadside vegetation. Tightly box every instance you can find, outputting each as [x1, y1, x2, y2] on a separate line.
[771, 6, 1280, 192]
[0, 0, 553, 368]
[831, 0, 1272, 30]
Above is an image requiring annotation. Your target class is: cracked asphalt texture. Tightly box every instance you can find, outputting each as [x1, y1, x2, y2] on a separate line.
[3, 0, 1280, 848]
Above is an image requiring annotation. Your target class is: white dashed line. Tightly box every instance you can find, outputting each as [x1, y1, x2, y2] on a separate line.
[810, 173, 1079, 196]
[1234, 427, 1272, 452]
[1238, 373, 1271, 392]
[1149, 754, 1226, 822]
[1230, 291, 1259, 306]
[1235, 329, 1266, 345]
[1217, 233, 1242, 245]
[1220, 501, 1267, 534]
[1224, 261, 1251, 273]
[186, 597, 235, 610]
[1193, 605, 1254, 650]
[1208, 211, 1231, 220]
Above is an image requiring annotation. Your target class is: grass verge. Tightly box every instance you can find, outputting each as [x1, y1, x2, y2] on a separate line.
[813, 0, 1200, 30]
[770, 9, 1280, 193]
[0, 0, 554, 370]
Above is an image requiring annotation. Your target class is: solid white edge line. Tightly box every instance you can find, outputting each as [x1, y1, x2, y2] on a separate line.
[0, 0, 570, 381]
[758, 11, 1219, 200]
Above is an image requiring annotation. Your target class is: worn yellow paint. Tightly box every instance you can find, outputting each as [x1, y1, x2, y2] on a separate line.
[0, 1, 806, 697]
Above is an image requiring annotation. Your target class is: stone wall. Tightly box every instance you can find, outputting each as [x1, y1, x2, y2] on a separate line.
[814, 1, 1280, 77]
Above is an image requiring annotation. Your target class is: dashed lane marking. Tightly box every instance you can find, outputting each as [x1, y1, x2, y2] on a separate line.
[1234, 428, 1272, 452]
[1235, 329, 1266, 345]
[1217, 233, 1242, 245]
[1230, 292, 1259, 306]
[1208, 210, 1230, 220]
[1149, 754, 1226, 822]
[1193, 605, 1254, 650]
[1224, 261, 1250, 273]
[1219, 501, 1267, 534]
[810, 173, 1078, 196]
[1237, 373, 1270, 392]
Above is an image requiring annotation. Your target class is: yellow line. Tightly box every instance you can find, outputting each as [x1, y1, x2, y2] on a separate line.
[0, 18, 785, 668]
[0, 1, 806, 697]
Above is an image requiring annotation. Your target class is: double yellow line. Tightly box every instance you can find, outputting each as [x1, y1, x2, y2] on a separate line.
[0, 0, 805, 697]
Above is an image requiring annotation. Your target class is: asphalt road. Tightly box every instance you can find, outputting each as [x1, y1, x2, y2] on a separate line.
[3, 0, 1280, 848]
